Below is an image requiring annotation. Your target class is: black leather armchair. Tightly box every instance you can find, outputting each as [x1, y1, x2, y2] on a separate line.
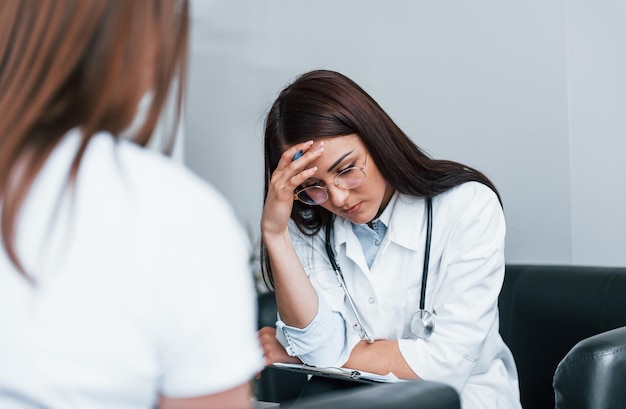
[499, 265, 626, 409]
[257, 264, 626, 408]
[553, 326, 626, 409]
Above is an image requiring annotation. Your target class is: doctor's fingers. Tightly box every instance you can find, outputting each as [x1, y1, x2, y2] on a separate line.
[259, 342, 301, 365]
[258, 327, 285, 365]
[267, 166, 318, 202]
[270, 143, 324, 195]
[274, 140, 323, 171]
[264, 347, 301, 366]
[258, 326, 279, 353]
[258, 326, 277, 340]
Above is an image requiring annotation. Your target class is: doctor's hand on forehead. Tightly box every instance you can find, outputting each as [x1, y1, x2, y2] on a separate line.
[261, 140, 324, 240]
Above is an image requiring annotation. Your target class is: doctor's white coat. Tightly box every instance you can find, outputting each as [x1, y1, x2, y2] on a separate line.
[277, 182, 522, 409]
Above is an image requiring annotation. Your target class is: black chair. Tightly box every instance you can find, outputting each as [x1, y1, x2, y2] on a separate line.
[553, 326, 626, 409]
[291, 380, 460, 409]
[499, 265, 626, 408]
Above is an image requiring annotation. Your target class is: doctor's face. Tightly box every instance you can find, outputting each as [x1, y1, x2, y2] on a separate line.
[297, 134, 394, 225]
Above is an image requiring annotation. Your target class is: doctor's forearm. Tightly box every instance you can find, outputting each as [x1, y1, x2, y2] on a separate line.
[264, 231, 319, 328]
[344, 340, 419, 380]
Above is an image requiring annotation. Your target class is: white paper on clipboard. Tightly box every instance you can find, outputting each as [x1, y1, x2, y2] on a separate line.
[271, 362, 403, 383]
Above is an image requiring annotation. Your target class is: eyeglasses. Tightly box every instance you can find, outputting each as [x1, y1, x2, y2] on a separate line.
[294, 154, 368, 205]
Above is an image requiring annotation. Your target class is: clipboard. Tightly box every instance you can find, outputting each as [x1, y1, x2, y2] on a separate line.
[271, 362, 403, 384]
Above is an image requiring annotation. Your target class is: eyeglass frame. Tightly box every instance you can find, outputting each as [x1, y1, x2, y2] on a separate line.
[293, 153, 368, 205]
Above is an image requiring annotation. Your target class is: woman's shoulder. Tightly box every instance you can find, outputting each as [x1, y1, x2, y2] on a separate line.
[393, 182, 498, 214]
[115, 137, 209, 190]
[77, 132, 241, 237]
[437, 181, 499, 208]
[427, 181, 503, 229]
[93, 133, 232, 211]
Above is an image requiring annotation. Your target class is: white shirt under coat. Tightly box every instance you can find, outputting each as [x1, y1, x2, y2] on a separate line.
[277, 182, 522, 409]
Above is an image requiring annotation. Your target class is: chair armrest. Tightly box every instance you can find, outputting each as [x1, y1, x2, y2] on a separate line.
[291, 380, 460, 409]
[554, 326, 626, 409]
[255, 366, 308, 404]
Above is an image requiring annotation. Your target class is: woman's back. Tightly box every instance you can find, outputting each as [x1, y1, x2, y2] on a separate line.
[0, 130, 263, 408]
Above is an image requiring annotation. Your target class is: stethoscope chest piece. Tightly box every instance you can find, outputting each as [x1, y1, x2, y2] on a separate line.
[410, 309, 435, 339]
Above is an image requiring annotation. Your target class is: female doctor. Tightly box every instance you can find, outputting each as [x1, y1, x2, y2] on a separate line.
[258, 70, 522, 409]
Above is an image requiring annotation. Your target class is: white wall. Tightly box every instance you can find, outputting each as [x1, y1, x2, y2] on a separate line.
[567, 0, 626, 266]
[184, 0, 626, 267]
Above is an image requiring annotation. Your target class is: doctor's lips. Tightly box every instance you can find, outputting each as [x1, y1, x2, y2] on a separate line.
[343, 202, 362, 215]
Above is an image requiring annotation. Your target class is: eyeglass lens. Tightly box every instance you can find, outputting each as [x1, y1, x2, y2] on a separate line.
[297, 186, 328, 205]
[296, 167, 366, 205]
[334, 168, 365, 189]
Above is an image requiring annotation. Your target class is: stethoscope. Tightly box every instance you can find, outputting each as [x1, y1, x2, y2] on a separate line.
[324, 197, 434, 342]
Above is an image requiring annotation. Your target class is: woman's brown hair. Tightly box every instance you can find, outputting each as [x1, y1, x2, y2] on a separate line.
[262, 69, 501, 289]
[0, 0, 189, 276]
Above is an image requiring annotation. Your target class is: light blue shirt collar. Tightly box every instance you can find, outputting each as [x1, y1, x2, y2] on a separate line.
[350, 193, 397, 268]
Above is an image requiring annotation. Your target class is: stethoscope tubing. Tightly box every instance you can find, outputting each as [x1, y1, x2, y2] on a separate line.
[325, 225, 374, 343]
[419, 197, 433, 311]
[324, 197, 433, 341]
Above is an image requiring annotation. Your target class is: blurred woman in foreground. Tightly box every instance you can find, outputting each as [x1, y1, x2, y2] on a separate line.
[0, 1, 263, 408]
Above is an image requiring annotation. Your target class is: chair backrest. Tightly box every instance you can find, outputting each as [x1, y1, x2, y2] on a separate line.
[498, 265, 626, 409]
[554, 326, 626, 409]
[291, 380, 460, 409]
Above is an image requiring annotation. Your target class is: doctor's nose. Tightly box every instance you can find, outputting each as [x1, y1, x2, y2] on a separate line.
[327, 183, 350, 208]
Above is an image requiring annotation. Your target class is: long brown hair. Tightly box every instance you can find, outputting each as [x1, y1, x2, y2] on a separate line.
[262, 69, 501, 289]
[0, 0, 189, 276]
